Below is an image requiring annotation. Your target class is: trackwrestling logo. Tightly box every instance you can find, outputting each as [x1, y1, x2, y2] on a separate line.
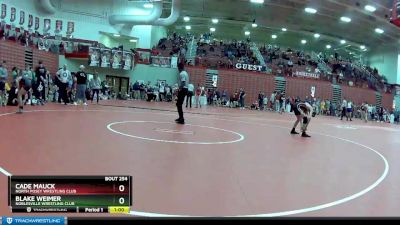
[2, 217, 64, 225]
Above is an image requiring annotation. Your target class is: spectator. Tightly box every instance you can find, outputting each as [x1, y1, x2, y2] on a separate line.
[90, 72, 101, 104]
[56, 64, 72, 105]
[239, 88, 246, 109]
[186, 83, 194, 108]
[22, 64, 34, 105]
[195, 84, 202, 108]
[346, 100, 353, 121]
[340, 98, 347, 120]
[11, 67, 19, 81]
[275, 91, 281, 112]
[158, 81, 165, 102]
[268, 91, 274, 111]
[34, 61, 47, 105]
[258, 92, 264, 111]
[0, 60, 8, 106]
[221, 89, 227, 106]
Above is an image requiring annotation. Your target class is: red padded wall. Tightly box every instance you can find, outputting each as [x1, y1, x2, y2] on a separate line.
[0, 40, 59, 76]
[187, 67, 394, 108]
[341, 86, 376, 105]
[286, 77, 332, 100]
[382, 93, 394, 110]
[187, 67, 275, 104]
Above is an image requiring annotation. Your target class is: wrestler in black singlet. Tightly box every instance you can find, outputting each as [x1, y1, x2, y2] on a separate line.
[292, 102, 307, 116]
[19, 76, 31, 91]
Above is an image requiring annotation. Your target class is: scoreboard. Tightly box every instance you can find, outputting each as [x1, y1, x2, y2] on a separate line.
[8, 176, 132, 214]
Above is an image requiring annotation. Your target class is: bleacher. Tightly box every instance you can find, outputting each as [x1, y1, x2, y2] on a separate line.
[152, 34, 393, 94]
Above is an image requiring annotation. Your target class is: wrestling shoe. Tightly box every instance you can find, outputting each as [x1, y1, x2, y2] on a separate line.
[290, 128, 299, 134]
[175, 119, 185, 125]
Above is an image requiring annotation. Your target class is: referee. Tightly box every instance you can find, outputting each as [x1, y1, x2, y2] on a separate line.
[175, 63, 189, 124]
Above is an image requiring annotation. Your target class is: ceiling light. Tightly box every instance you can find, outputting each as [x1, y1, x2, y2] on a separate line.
[271, 34, 277, 39]
[282, 28, 287, 32]
[183, 16, 190, 22]
[340, 16, 351, 22]
[210, 27, 216, 32]
[185, 25, 191, 30]
[363, 49, 367, 52]
[130, 39, 137, 43]
[326, 45, 331, 49]
[250, 0, 264, 3]
[360, 45, 365, 49]
[314, 33, 320, 38]
[252, 23, 258, 28]
[245, 31, 250, 36]
[301, 39, 307, 44]
[305, 7, 317, 14]
[340, 40, 346, 44]
[143, 3, 153, 8]
[375, 28, 384, 34]
[365, 5, 376, 12]
[113, 34, 120, 37]
[212, 18, 219, 24]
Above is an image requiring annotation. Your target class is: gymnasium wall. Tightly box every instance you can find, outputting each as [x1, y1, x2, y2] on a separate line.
[382, 93, 395, 110]
[0, 41, 59, 76]
[0, 40, 394, 109]
[0, 0, 167, 49]
[60, 56, 178, 85]
[395, 95, 400, 111]
[285, 77, 332, 101]
[341, 86, 376, 105]
[188, 67, 275, 106]
[367, 45, 400, 85]
[186, 67, 394, 110]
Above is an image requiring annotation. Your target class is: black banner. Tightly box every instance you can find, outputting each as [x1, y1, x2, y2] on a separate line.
[19, 10, 25, 25]
[35, 17, 39, 30]
[1, 4, 6, 19]
[55, 19, 62, 32]
[43, 18, 51, 34]
[28, 14, 33, 28]
[10, 7, 16, 22]
[67, 21, 74, 34]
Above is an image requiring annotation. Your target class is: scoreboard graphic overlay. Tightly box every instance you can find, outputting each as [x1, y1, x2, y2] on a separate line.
[8, 176, 132, 214]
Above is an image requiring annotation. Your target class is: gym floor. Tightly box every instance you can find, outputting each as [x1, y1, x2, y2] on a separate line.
[0, 100, 399, 217]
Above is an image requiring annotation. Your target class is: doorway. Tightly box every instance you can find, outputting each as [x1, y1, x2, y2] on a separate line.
[106, 75, 130, 96]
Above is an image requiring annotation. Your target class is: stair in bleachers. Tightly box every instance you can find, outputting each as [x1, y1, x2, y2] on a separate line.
[274, 77, 286, 96]
[375, 92, 382, 109]
[250, 43, 266, 66]
[311, 51, 331, 74]
[24, 48, 33, 68]
[185, 37, 197, 66]
[395, 95, 400, 112]
[332, 84, 342, 106]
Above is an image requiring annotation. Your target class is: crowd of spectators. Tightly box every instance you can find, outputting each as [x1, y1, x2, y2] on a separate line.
[195, 33, 258, 69]
[0, 21, 101, 56]
[150, 33, 393, 93]
[151, 32, 191, 58]
[122, 79, 400, 124]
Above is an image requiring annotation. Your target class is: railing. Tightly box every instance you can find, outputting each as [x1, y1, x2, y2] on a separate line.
[250, 42, 266, 66]
[311, 51, 331, 74]
[185, 36, 197, 66]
